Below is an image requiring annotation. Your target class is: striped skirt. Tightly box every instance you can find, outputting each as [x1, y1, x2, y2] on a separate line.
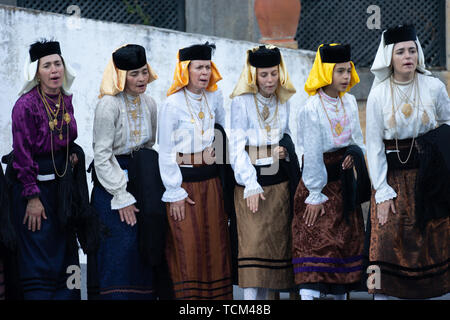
[234, 181, 295, 290]
[165, 176, 233, 300]
[292, 149, 365, 294]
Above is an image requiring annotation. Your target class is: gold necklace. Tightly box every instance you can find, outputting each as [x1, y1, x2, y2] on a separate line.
[183, 89, 213, 135]
[254, 94, 279, 133]
[185, 89, 206, 119]
[255, 94, 274, 120]
[319, 95, 347, 137]
[389, 75, 421, 164]
[124, 94, 142, 150]
[37, 87, 71, 140]
[37, 87, 70, 177]
[392, 77, 415, 119]
[319, 90, 340, 113]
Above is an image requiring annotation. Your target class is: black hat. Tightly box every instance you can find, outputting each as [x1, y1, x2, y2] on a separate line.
[179, 42, 216, 61]
[248, 45, 281, 68]
[319, 44, 351, 63]
[29, 40, 61, 62]
[384, 25, 417, 46]
[113, 44, 147, 71]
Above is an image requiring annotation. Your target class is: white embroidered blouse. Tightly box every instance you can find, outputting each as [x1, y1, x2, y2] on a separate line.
[157, 88, 226, 203]
[229, 92, 291, 199]
[298, 89, 365, 205]
[93, 92, 157, 210]
[366, 73, 450, 204]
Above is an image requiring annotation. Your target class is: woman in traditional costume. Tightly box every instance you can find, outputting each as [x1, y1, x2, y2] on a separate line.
[365, 25, 450, 299]
[158, 42, 233, 300]
[292, 43, 369, 300]
[88, 44, 170, 300]
[229, 45, 300, 300]
[7, 40, 82, 299]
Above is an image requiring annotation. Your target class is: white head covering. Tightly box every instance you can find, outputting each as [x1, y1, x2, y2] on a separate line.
[370, 29, 431, 89]
[18, 47, 76, 96]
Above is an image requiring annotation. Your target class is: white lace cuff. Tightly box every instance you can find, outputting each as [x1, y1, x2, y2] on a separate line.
[162, 187, 188, 203]
[305, 191, 328, 205]
[243, 184, 264, 199]
[111, 191, 137, 210]
[374, 185, 397, 204]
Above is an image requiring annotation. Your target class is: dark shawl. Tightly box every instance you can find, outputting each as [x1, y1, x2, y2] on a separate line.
[414, 124, 450, 231]
[0, 165, 15, 253]
[279, 133, 302, 218]
[125, 148, 167, 267]
[89, 148, 172, 299]
[2, 144, 102, 254]
[126, 148, 172, 300]
[213, 123, 239, 284]
[341, 145, 371, 222]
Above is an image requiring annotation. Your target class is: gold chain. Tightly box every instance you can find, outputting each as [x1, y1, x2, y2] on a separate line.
[389, 74, 421, 164]
[319, 95, 347, 137]
[319, 90, 340, 113]
[37, 87, 70, 178]
[253, 93, 279, 134]
[183, 89, 212, 135]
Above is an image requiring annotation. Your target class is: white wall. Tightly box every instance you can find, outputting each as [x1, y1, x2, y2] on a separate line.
[0, 5, 314, 169]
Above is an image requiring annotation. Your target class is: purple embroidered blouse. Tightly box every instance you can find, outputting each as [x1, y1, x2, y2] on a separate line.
[11, 86, 78, 198]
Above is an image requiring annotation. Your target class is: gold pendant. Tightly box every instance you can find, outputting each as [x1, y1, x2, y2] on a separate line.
[59, 133, 63, 140]
[190, 117, 195, 124]
[265, 125, 271, 132]
[64, 113, 71, 124]
[262, 106, 270, 121]
[133, 130, 140, 136]
[53, 118, 58, 127]
[201, 130, 204, 135]
[401, 103, 413, 118]
[422, 111, 429, 125]
[335, 122, 343, 136]
[49, 121, 55, 131]
[198, 111, 205, 120]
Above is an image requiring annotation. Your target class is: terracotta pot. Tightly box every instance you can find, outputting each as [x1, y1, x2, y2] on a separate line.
[254, 0, 301, 49]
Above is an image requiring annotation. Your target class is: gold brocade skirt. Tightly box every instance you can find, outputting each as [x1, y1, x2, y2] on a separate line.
[367, 140, 450, 299]
[291, 148, 365, 287]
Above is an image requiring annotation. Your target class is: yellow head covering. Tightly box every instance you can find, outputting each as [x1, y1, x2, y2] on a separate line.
[304, 43, 359, 97]
[99, 45, 158, 98]
[230, 45, 296, 104]
[166, 52, 222, 96]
